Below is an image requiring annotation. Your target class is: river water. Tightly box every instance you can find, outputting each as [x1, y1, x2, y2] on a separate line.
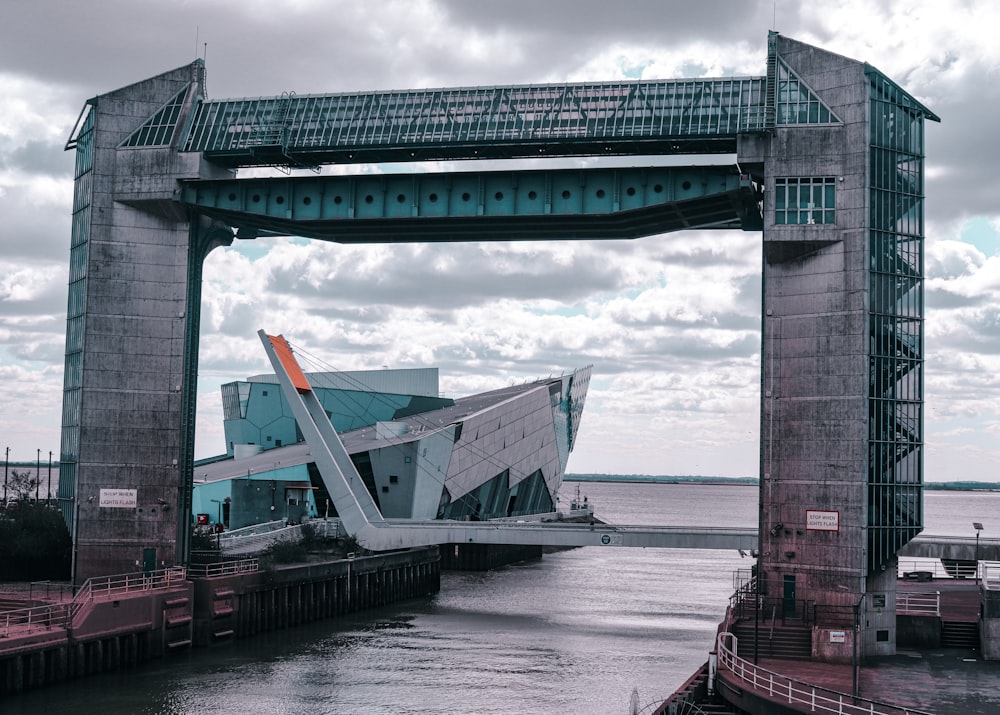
[6, 483, 999, 715]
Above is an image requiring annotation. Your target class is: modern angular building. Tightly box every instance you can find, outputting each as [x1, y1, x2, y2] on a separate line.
[193, 366, 591, 528]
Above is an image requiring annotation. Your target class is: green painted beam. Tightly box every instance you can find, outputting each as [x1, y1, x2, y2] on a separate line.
[177, 165, 762, 243]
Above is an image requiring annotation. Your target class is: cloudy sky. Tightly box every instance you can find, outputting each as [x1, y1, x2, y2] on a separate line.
[1, 0, 998, 482]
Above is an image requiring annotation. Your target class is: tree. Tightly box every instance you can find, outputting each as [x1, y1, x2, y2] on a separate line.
[7, 469, 39, 501]
[0, 501, 72, 581]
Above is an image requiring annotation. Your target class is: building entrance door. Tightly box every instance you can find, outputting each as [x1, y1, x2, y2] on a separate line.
[783, 574, 796, 617]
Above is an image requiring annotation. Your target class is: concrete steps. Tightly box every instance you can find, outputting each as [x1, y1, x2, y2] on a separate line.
[941, 621, 979, 649]
[732, 620, 811, 660]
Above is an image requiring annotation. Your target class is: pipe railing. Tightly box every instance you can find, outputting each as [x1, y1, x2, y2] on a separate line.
[1, 567, 187, 644]
[71, 567, 187, 622]
[187, 559, 260, 578]
[0, 602, 71, 640]
[896, 591, 940, 616]
[716, 632, 933, 715]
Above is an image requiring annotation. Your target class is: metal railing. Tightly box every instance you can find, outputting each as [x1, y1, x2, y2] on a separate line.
[896, 591, 940, 616]
[187, 559, 260, 578]
[731, 594, 816, 627]
[71, 567, 187, 622]
[216, 518, 342, 554]
[813, 604, 855, 628]
[898, 558, 968, 580]
[716, 632, 933, 715]
[220, 522, 306, 555]
[1, 567, 186, 643]
[0, 602, 71, 640]
[0, 580, 75, 601]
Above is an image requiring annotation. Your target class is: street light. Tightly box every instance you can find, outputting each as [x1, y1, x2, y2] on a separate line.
[974, 522, 984, 584]
[853, 593, 866, 701]
[35, 449, 40, 502]
[3, 446, 8, 502]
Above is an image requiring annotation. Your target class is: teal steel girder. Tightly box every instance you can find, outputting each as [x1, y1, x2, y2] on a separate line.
[181, 78, 767, 168]
[178, 166, 763, 243]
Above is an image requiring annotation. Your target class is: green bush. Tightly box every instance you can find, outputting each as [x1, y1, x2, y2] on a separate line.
[263, 538, 309, 565]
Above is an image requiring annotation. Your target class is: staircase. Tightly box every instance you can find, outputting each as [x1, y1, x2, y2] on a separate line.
[941, 621, 980, 649]
[732, 620, 811, 660]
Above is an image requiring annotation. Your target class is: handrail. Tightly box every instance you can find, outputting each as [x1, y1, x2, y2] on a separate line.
[0, 602, 72, 640]
[218, 519, 287, 540]
[896, 591, 940, 616]
[0, 567, 187, 643]
[71, 567, 187, 624]
[187, 559, 260, 578]
[716, 632, 934, 715]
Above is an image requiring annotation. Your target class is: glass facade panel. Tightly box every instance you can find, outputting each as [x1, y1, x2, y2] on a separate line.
[774, 177, 836, 224]
[62, 105, 93, 466]
[120, 85, 189, 147]
[867, 71, 929, 573]
[774, 59, 840, 126]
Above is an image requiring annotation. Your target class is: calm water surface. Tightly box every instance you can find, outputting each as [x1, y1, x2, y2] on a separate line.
[5, 483, 998, 715]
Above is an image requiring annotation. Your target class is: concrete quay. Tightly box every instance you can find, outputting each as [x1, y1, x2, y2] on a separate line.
[663, 579, 1000, 715]
[0, 547, 440, 695]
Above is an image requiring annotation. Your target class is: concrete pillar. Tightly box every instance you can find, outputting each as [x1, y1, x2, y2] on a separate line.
[58, 61, 231, 583]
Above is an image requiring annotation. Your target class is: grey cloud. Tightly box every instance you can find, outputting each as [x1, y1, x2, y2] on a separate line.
[1, 140, 74, 177]
[437, 0, 779, 47]
[267, 242, 628, 311]
[926, 287, 989, 311]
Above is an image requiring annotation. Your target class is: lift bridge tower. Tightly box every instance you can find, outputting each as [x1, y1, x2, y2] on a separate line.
[59, 33, 936, 658]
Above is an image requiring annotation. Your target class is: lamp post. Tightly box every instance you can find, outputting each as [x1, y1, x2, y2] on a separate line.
[853, 593, 866, 701]
[3, 446, 8, 502]
[47, 451, 53, 503]
[35, 449, 40, 502]
[974, 522, 984, 584]
[754, 557, 760, 665]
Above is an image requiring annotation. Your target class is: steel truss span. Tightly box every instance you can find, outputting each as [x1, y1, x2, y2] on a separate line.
[181, 78, 767, 167]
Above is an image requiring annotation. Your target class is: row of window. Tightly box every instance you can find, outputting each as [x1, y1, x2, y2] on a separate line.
[774, 177, 836, 225]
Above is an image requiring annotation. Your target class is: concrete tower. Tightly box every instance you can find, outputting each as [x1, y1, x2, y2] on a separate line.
[743, 34, 938, 658]
[59, 61, 229, 583]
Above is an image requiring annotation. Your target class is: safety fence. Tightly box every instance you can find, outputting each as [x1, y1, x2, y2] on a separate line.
[896, 591, 940, 616]
[187, 559, 260, 578]
[0, 567, 187, 644]
[70, 567, 188, 622]
[716, 632, 933, 715]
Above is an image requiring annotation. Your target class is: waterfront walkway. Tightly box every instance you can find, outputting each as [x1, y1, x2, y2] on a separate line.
[722, 581, 999, 715]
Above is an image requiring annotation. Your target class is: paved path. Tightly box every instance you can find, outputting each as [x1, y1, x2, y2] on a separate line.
[734, 581, 999, 715]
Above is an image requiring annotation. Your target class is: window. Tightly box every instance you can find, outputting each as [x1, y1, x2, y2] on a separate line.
[775, 59, 838, 125]
[389, 475, 399, 484]
[775, 177, 835, 225]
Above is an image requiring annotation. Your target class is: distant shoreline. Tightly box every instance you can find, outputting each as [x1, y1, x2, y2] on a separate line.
[564, 474, 1000, 491]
